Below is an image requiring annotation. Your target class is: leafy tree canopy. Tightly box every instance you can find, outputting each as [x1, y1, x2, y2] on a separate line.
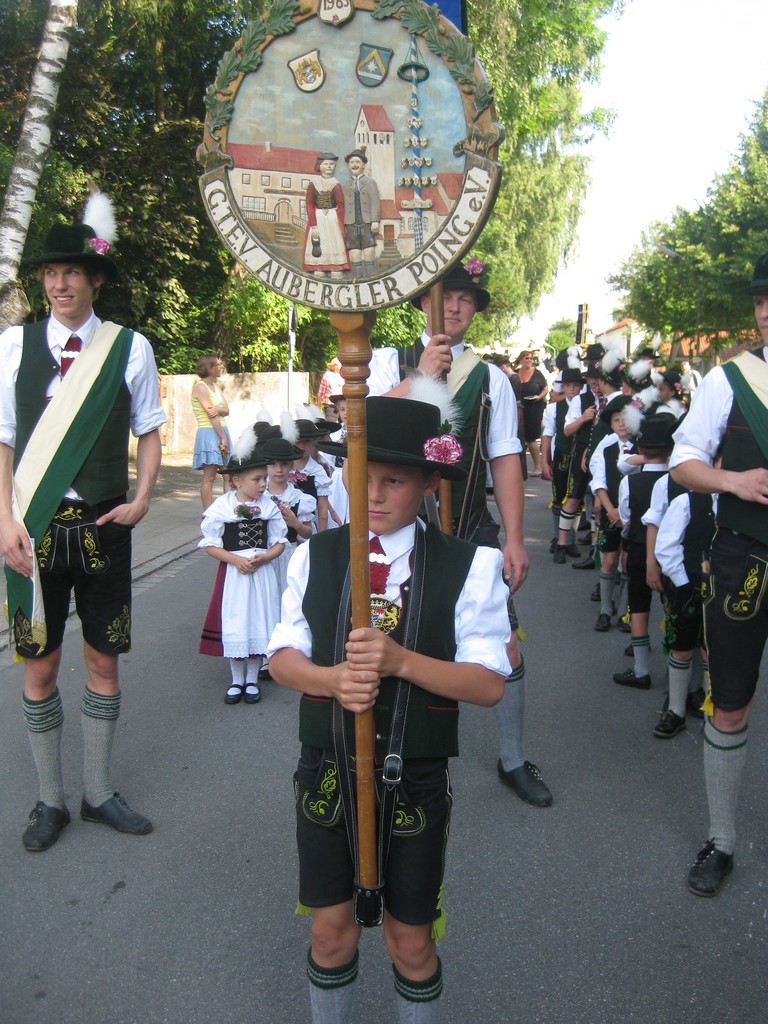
[609, 86, 768, 350]
[0, 0, 620, 370]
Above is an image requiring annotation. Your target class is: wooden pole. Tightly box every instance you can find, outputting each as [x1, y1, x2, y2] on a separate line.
[329, 309, 379, 921]
[429, 282, 454, 535]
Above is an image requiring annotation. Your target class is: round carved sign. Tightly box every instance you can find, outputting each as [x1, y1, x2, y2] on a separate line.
[198, 0, 503, 312]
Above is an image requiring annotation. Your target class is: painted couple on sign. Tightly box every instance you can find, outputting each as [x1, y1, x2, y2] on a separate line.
[302, 147, 380, 278]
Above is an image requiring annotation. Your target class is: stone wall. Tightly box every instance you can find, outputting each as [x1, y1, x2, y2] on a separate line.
[153, 372, 311, 457]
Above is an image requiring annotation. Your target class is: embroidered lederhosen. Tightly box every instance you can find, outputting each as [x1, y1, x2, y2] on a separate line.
[222, 519, 267, 550]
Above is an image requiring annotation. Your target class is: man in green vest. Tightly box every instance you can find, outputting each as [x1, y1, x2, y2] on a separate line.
[367, 262, 553, 807]
[0, 195, 166, 852]
[670, 250, 768, 896]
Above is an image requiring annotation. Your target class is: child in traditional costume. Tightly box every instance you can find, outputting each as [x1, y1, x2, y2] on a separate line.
[267, 389, 510, 1024]
[199, 432, 286, 704]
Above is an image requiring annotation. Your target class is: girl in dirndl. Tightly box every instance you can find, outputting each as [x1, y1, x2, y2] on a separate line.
[199, 431, 287, 704]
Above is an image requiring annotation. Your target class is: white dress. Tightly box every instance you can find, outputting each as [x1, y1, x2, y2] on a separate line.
[265, 483, 317, 594]
[199, 491, 288, 658]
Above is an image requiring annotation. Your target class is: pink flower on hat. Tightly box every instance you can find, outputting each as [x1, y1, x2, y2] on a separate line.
[464, 258, 485, 280]
[87, 237, 111, 256]
[424, 434, 463, 465]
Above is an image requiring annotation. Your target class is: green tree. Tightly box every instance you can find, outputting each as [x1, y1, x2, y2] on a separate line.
[610, 86, 768, 350]
[545, 318, 578, 354]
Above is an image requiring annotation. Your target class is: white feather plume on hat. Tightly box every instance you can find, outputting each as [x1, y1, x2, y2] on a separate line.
[295, 403, 325, 422]
[636, 385, 659, 410]
[406, 374, 464, 436]
[255, 409, 273, 425]
[622, 401, 645, 437]
[233, 425, 258, 462]
[627, 359, 651, 382]
[83, 191, 117, 244]
[601, 348, 623, 374]
[663, 398, 685, 419]
[280, 411, 299, 444]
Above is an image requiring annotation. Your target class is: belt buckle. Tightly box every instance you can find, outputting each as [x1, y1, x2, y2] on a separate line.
[382, 753, 402, 787]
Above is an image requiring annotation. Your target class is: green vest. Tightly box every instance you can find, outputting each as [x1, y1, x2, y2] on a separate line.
[717, 393, 768, 545]
[399, 340, 489, 520]
[299, 523, 478, 758]
[16, 321, 132, 504]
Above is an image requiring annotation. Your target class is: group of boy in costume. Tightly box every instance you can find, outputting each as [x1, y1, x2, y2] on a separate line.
[5, 191, 768, 1022]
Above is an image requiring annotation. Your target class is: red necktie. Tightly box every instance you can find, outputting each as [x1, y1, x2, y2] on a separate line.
[369, 535, 390, 595]
[60, 335, 82, 376]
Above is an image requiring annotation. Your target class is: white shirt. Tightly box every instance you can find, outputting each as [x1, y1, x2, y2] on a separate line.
[588, 433, 634, 498]
[368, 336, 522, 458]
[541, 401, 557, 440]
[267, 520, 512, 675]
[641, 473, 672, 529]
[669, 348, 768, 469]
[0, 312, 166, 445]
[654, 492, 692, 586]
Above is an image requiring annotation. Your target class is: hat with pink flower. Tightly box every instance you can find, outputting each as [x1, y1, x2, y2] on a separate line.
[318, 377, 466, 480]
[23, 189, 119, 281]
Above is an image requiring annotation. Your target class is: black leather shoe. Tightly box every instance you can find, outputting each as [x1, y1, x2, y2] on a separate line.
[81, 793, 152, 834]
[572, 548, 596, 569]
[590, 582, 600, 602]
[23, 801, 70, 852]
[687, 840, 733, 896]
[243, 683, 261, 704]
[497, 760, 553, 807]
[612, 668, 651, 689]
[654, 710, 686, 738]
[565, 544, 582, 557]
[594, 613, 611, 632]
[553, 545, 566, 564]
[618, 619, 632, 633]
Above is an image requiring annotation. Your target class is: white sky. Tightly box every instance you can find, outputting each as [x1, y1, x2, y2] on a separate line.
[509, 0, 768, 346]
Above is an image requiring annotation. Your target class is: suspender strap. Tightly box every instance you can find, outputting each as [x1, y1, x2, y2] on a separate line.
[456, 374, 490, 540]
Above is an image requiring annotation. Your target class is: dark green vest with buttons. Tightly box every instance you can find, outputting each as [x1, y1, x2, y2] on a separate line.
[16, 321, 132, 504]
[299, 523, 478, 759]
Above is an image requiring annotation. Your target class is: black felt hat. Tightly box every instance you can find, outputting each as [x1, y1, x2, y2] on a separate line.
[22, 193, 119, 281]
[318, 396, 466, 480]
[599, 393, 633, 427]
[634, 410, 677, 450]
[295, 416, 337, 439]
[222, 443, 270, 474]
[561, 367, 585, 386]
[253, 425, 303, 462]
[410, 261, 490, 312]
[736, 252, 768, 295]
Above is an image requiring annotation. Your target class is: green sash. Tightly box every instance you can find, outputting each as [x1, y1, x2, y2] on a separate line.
[5, 324, 133, 655]
[722, 352, 768, 463]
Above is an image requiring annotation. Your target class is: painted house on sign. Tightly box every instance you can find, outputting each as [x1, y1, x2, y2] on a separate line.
[227, 104, 463, 264]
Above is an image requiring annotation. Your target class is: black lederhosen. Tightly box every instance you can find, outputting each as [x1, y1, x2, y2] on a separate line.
[626, 540, 652, 615]
[295, 746, 452, 924]
[662, 576, 705, 654]
[596, 510, 622, 554]
[15, 496, 132, 659]
[702, 528, 768, 710]
[551, 449, 572, 510]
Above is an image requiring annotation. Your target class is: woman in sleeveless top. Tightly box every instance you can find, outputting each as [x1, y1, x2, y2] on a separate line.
[192, 354, 232, 508]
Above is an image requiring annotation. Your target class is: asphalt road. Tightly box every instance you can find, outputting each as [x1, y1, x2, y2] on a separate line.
[1, 475, 766, 1023]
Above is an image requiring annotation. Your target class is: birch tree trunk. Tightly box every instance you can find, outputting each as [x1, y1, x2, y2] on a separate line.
[0, 0, 78, 329]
